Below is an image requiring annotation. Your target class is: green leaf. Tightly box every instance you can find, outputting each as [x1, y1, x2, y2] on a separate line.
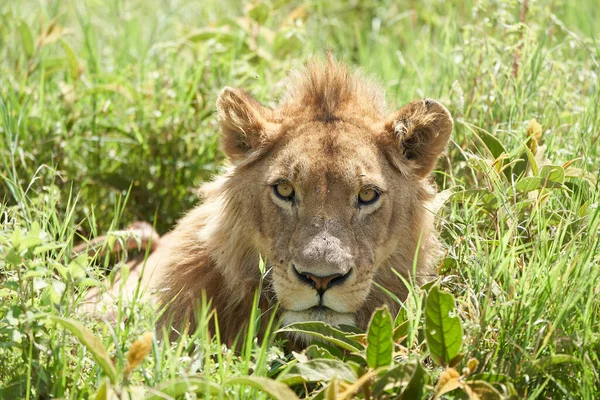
[49, 316, 117, 383]
[95, 379, 109, 400]
[305, 344, 335, 359]
[183, 27, 236, 43]
[60, 39, 79, 80]
[425, 286, 463, 366]
[472, 127, 507, 160]
[521, 141, 539, 176]
[18, 20, 34, 57]
[371, 361, 421, 397]
[68, 254, 87, 280]
[50, 262, 69, 280]
[33, 243, 65, 255]
[278, 359, 357, 385]
[528, 354, 581, 372]
[6, 249, 22, 266]
[399, 361, 427, 399]
[512, 176, 565, 193]
[0, 374, 27, 399]
[539, 164, 566, 184]
[366, 306, 393, 369]
[226, 376, 300, 400]
[393, 321, 409, 342]
[21, 221, 43, 250]
[11, 227, 23, 250]
[449, 189, 498, 210]
[248, 2, 270, 24]
[145, 377, 221, 400]
[278, 322, 363, 352]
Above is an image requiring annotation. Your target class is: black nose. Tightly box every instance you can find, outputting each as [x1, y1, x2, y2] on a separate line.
[293, 266, 351, 296]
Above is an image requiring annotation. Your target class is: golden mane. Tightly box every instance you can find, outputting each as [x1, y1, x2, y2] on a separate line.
[279, 56, 387, 122]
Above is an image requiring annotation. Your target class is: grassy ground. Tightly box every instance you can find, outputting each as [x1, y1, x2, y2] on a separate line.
[1, 0, 599, 398]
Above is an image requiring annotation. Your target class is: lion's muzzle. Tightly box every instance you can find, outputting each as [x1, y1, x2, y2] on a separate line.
[293, 266, 352, 296]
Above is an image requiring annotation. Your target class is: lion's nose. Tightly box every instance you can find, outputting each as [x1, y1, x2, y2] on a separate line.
[293, 266, 351, 296]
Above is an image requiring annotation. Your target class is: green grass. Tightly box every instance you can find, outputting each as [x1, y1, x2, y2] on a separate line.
[1, 0, 599, 398]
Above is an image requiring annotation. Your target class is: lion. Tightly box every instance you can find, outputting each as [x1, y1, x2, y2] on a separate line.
[82, 57, 453, 347]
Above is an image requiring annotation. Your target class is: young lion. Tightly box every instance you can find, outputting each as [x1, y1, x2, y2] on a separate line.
[84, 57, 453, 346]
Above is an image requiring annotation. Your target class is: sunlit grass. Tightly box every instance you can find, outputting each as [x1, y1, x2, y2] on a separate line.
[1, 0, 599, 398]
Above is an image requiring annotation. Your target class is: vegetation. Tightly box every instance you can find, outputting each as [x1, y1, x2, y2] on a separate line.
[1, 0, 599, 398]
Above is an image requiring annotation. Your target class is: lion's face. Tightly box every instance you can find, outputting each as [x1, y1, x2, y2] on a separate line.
[256, 121, 416, 328]
[215, 59, 453, 332]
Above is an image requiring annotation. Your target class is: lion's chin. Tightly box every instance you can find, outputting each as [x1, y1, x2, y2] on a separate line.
[281, 309, 356, 345]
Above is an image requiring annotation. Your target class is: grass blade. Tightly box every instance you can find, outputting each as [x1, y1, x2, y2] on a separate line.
[48, 316, 117, 383]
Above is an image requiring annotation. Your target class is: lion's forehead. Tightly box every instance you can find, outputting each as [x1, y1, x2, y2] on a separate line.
[268, 127, 387, 188]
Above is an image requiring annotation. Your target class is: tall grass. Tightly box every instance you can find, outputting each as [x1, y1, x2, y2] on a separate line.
[1, 0, 599, 398]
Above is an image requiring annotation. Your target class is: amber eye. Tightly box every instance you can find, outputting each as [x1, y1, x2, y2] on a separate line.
[274, 182, 295, 201]
[358, 187, 380, 205]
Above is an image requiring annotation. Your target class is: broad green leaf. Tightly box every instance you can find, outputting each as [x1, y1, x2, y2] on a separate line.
[278, 322, 363, 352]
[18, 20, 34, 57]
[425, 286, 463, 366]
[371, 361, 421, 397]
[539, 164, 565, 184]
[400, 361, 427, 399]
[513, 176, 565, 193]
[278, 358, 356, 385]
[145, 377, 221, 400]
[471, 127, 506, 160]
[49, 316, 117, 383]
[226, 376, 300, 400]
[305, 344, 335, 359]
[366, 306, 393, 369]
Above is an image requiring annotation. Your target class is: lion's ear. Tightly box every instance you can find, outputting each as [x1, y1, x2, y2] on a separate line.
[217, 87, 273, 161]
[384, 99, 453, 177]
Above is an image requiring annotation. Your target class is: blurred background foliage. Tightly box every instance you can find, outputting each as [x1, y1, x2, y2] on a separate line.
[1, 0, 598, 235]
[1, 0, 600, 398]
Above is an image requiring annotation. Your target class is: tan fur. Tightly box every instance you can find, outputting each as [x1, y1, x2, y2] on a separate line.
[84, 57, 453, 347]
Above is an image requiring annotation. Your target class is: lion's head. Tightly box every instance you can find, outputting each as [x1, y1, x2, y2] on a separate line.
[204, 57, 453, 336]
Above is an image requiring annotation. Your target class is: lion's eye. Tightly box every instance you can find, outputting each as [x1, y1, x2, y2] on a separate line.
[274, 182, 295, 201]
[358, 187, 380, 205]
